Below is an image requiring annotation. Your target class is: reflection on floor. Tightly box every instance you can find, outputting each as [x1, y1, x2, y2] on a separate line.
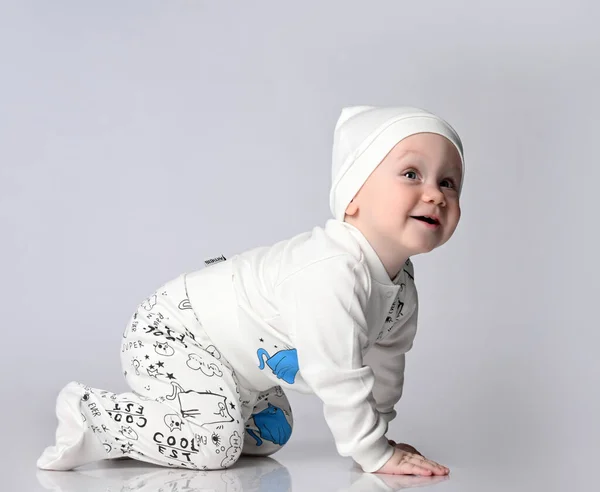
[35, 455, 450, 492]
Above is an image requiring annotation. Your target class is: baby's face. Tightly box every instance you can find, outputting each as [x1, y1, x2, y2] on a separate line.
[345, 132, 463, 255]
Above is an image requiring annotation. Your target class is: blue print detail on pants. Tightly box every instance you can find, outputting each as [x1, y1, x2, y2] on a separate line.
[246, 403, 292, 446]
[256, 348, 299, 384]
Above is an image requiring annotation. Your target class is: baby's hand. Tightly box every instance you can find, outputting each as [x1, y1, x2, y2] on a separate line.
[387, 439, 421, 455]
[374, 444, 449, 476]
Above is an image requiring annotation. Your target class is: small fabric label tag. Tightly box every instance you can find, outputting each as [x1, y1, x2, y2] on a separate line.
[204, 254, 226, 267]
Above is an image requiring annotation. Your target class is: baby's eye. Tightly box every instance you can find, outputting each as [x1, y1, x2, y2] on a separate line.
[403, 170, 418, 179]
[441, 178, 456, 189]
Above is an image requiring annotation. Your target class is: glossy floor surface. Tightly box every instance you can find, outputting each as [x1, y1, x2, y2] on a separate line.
[5, 433, 596, 492]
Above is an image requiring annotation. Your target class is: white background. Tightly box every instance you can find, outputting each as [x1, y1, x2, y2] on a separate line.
[1, 1, 598, 490]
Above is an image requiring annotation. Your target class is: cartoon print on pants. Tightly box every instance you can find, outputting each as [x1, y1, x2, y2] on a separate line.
[141, 294, 157, 311]
[246, 403, 292, 447]
[147, 364, 165, 378]
[186, 354, 224, 377]
[131, 358, 141, 376]
[119, 426, 139, 440]
[178, 298, 192, 310]
[205, 345, 221, 360]
[166, 382, 234, 425]
[257, 347, 299, 384]
[164, 413, 184, 432]
[220, 431, 243, 468]
[154, 341, 175, 356]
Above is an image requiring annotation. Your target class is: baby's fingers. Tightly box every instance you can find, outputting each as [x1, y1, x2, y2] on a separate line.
[400, 460, 434, 476]
[411, 455, 449, 475]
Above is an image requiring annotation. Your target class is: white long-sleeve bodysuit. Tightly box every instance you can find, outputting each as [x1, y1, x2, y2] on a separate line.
[186, 219, 419, 472]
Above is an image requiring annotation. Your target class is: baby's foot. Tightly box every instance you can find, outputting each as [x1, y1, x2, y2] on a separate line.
[37, 382, 106, 470]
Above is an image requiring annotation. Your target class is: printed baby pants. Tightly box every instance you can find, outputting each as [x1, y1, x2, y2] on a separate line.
[37, 274, 294, 471]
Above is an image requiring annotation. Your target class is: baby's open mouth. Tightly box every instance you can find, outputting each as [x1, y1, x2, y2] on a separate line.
[411, 216, 440, 225]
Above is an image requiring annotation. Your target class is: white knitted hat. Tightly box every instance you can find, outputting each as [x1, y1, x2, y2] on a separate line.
[329, 106, 465, 221]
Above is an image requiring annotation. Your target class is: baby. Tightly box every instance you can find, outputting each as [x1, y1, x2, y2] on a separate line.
[38, 105, 464, 476]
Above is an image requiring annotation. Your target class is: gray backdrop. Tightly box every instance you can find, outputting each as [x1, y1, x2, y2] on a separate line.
[1, 1, 598, 490]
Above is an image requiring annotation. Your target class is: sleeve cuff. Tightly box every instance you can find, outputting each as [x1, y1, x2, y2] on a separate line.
[352, 435, 395, 473]
[380, 409, 397, 425]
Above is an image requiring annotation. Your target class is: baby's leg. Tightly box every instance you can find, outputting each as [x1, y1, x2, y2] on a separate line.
[38, 274, 244, 471]
[243, 385, 293, 456]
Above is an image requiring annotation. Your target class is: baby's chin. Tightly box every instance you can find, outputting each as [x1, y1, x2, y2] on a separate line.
[398, 234, 449, 256]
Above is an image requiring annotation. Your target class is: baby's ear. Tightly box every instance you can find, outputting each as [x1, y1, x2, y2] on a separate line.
[345, 199, 359, 216]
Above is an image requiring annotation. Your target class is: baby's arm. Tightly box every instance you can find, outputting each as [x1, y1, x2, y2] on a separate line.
[364, 291, 450, 476]
[277, 255, 393, 473]
[362, 295, 419, 428]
